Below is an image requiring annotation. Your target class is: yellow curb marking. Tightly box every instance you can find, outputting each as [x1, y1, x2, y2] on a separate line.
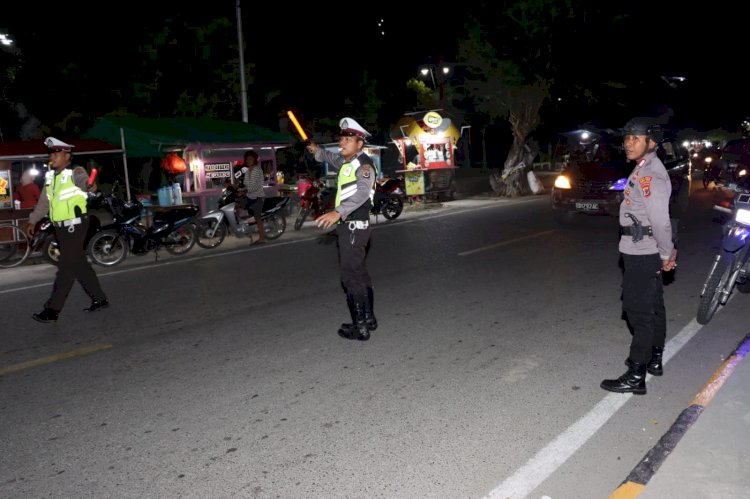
[691, 352, 742, 408]
[0, 343, 113, 375]
[609, 481, 645, 498]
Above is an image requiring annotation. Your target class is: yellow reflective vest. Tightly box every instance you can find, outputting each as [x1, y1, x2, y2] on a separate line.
[44, 168, 88, 222]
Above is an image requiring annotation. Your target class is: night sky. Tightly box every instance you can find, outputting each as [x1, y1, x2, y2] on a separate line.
[4, 1, 749, 143]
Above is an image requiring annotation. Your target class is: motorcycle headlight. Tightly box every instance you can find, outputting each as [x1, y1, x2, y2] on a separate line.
[705, 157, 713, 164]
[609, 177, 628, 191]
[736, 208, 750, 225]
[554, 175, 572, 189]
[738, 168, 747, 178]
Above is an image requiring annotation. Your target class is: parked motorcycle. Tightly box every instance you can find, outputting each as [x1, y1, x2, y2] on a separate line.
[293, 175, 335, 230]
[697, 180, 750, 324]
[195, 184, 288, 248]
[371, 176, 404, 220]
[87, 190, 199, 266]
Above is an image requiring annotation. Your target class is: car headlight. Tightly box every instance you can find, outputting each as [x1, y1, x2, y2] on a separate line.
[609, 177, 628, 191]
[554, 175, 572, 189]
[736, 208, 750, 225]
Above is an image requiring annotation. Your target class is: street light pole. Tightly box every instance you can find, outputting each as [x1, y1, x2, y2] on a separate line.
[236, 0, 248, 123]
[419, 63, 451, 106]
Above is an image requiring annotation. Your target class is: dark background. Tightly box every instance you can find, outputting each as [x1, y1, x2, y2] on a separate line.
[4, 1, 748, 150]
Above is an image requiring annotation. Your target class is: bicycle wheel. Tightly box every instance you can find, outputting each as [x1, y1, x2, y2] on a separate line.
[0, 223, 32, 269]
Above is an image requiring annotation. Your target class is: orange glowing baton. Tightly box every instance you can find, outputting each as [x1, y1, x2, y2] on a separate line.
[287, 110, 308, 141]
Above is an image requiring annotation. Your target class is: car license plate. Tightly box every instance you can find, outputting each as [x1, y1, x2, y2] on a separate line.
[575, 202, 599, 211]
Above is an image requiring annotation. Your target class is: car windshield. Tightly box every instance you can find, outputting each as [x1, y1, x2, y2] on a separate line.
[553, 129, 624, 168]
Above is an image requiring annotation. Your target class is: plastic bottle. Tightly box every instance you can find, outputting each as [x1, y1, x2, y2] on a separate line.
[172, 183, 183, 205]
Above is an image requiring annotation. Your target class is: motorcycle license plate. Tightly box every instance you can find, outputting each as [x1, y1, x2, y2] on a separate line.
[575, 202, 599, 211]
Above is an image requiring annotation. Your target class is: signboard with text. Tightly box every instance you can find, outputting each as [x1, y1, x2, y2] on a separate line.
[204, 162, 232, 179]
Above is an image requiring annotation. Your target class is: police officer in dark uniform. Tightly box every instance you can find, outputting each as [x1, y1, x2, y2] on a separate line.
[306, 118, 377, 341]
[25, 137, 109, 323]
[601, 118, 677, 395]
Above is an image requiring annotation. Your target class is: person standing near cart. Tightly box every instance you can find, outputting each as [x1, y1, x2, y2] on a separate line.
[25, 137, 109, 323]
[306, 117, 378, 341]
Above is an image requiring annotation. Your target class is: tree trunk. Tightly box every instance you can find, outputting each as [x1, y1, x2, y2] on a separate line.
[489, 87, 544, 197]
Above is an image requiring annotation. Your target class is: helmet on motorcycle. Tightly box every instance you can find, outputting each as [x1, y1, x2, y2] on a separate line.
[623, 117, 665, 143]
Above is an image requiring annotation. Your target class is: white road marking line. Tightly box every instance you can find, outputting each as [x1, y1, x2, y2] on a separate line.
[459, 230, 556, 256]
[484, 319, 705, 499]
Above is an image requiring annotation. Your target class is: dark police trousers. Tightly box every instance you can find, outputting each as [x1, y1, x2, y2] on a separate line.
[336, 222, 373, 296]
[621, 253, 666, 364]
[46, 216, 106, 312]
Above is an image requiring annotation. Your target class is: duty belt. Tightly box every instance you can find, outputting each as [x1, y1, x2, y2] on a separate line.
[344, 220, 369, 230]
[53, 217, 83, 228]
[620, 225, 653, 237]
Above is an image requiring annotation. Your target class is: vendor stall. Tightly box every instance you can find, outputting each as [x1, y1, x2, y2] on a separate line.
[83, 116, 294, 215]
[390, 111, 463, 201]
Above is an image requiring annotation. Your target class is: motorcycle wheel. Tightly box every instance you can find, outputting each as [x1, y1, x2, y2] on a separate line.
[88, 230, 128, 267]
[42, 237, 60, 265]
[697, 252, 735, 324]
[265, 214, 286, 240]
[294, 208, 309, 230]
[196, 220, 227, 249]
[165, 225, 197, 255]
[383, 197, 404, 220]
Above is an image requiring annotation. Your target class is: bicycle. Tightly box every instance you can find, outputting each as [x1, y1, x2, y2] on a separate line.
[0, 222, 32, 268]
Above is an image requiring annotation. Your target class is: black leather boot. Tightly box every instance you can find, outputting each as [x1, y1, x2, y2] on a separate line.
[647, 346, 664, 376]
[338, 294, 358, 337]
[32, 308, 59, 323]
[365, 287, 377, 331]
[601, 359, 647, 395]
[337, 295, 370, 341]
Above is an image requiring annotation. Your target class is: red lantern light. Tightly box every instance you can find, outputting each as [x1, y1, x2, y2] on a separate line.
[161, 153, 187, 174]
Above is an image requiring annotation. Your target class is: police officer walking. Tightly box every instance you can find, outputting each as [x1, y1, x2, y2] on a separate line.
[601, 118, 677, 395]
[25, 137, 109, 323]
[306, 118, 377, 341]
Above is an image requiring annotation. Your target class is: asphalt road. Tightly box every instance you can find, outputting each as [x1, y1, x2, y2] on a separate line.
[1, 184, 745, 498]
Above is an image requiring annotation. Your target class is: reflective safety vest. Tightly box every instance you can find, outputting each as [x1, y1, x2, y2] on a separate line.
[335, 157, 375, 208]
[44, 168, 88, 222]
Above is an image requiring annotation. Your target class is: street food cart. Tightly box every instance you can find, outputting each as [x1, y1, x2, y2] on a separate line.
[390, 111, 461, 200]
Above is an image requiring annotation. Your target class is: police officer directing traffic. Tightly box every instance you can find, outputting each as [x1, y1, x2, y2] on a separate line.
[26, 137, 109, 323]
[306, 118, 378, 341]
[601, 118, 677, 395]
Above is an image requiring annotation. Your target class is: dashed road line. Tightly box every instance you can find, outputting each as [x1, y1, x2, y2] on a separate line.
[0, 343, 113, 375]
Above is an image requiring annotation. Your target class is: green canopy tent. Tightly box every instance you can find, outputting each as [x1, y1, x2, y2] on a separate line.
[83, 115, 295, 203]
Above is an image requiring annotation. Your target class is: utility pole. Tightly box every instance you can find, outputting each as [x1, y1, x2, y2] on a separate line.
[236, 0, 248, 123]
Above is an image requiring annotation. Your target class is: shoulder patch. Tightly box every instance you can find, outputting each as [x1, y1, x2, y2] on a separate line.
[639, 176, 652, 184]
[361, 164, 371, 179]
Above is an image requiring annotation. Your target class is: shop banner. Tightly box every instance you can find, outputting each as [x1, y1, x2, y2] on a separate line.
[404, 171, 425, 196]
[0, 171, 11, 209]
